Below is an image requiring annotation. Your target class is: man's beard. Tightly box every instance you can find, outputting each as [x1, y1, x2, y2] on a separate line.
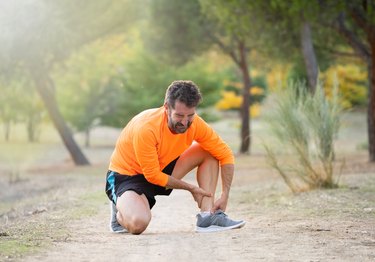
[168, 118, 192, 134]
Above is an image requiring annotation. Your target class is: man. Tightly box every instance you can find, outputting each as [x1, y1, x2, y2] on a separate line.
[105, 80, 245, 234]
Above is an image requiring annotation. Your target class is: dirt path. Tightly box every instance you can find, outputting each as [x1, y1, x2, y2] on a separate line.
[21, 166, 375, 262]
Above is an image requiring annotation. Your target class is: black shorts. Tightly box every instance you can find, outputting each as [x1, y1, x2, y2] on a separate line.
[105, 158, 178, 209]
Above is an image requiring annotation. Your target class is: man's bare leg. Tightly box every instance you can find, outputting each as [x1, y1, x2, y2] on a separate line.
[171, 143, 245, 232]
[114, 143, 225, 234]
[116, 191, 151, 234]
[196, 155, 219, 212]
[171, 143, 219, 211]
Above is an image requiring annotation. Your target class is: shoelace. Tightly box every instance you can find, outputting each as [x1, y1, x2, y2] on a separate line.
[214, 210, 227, 218]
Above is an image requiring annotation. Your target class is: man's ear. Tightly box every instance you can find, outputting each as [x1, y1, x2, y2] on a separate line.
[164, 103, 169, 110]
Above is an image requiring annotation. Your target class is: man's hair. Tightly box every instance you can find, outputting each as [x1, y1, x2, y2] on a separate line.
[164, 80, 202, 109]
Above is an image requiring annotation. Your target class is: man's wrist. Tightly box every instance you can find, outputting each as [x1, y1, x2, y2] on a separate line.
[221, 191, 230, 198]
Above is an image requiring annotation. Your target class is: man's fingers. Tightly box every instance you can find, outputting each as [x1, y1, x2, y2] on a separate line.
[205, 191, 212, 197]
[195, 187, 212, 197]
[199, 188, 212, 197]
[211, 203, 219, 213]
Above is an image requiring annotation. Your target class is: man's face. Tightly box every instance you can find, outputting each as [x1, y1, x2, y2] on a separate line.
[165, 100, 196, 134]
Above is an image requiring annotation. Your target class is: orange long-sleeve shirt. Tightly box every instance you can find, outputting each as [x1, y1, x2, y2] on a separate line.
[109, 106, 234, 187]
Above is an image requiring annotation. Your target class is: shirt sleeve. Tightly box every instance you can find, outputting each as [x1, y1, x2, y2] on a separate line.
[194, 116, 235, 165]
[132, 126, 169, 187]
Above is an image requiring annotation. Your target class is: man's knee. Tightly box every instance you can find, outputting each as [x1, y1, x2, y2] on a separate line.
[116, 192, 152, 235]
[118, 213, 150, 234]
[126, 215, 150, 235]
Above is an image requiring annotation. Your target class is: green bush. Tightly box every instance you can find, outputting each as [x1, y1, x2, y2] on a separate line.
[263, 81, 342, 193]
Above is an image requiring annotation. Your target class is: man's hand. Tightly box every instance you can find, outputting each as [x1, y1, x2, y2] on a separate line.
[190, 186, 212, 208]
[166, 176, 211, 208]
[211, 194, 229, 213]
[211, 163, 234, 212]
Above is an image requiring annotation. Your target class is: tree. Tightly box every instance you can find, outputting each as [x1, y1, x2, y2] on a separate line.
[0, 72, 45, 142]
[259, 0, 375, 162]
[201, 0, 282, 154]
[55, 35, 129, 147]
[149, 0, 263, 153]
[325, 0, 375, 162]
[0, 0, 141, 164]
[249, 1, 334, 93]
[113, 47, 223, 123]
[146, 0, 211, 66]
[273, 1, 321, 93]
[0, 78, 23, 141]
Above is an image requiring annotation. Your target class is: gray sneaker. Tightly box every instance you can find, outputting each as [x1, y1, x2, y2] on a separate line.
[109, 202, 128, 233]
[196, 210, 246, 233]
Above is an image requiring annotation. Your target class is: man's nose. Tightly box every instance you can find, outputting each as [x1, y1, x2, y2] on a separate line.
[181, 118, 188, 126]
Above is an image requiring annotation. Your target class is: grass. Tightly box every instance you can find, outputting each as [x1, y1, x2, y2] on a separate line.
[0, 189, 106, 259]
[0, 219, 68, 258]
[0, 162, 107, 260]
[235, 171, 375, 221]
[69, 190, 107, 219]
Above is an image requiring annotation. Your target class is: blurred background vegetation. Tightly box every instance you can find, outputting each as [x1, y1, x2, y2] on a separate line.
[0, 0, 374, 165]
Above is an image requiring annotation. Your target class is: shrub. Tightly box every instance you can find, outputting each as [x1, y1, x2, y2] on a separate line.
[263, 81, 342, 193]
[215, 77, 267, 118]
[321, 64, 367, 108]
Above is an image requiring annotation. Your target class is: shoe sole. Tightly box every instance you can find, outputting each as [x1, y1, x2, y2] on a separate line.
[110, 227, 128, 234]
[109, 221, 128, 233]
[195, 220, 246, 233]
[109, 201, 128, 233]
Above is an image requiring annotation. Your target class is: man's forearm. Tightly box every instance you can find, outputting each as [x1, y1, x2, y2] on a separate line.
[166, 175, 195, 192]
[220, 164, 234, 196]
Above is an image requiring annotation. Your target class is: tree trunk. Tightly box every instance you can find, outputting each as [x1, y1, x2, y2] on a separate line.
[334, 12, 374, 162]
[26, 114, 40, 142]
[85, 128, 90, 148]
[4, 121, 10, 141]
[27, 117, 35, 142]
[301, 21, 318, 93]
[238, 41, 252, 154]
[30, 67, 90, 165]
[368, 37, 375, 161]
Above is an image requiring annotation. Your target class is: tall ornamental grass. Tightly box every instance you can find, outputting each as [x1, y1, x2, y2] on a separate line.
[263, 81, 342, 193]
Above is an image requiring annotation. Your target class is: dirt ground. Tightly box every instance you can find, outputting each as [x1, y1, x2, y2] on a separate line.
[0, 112, 375, 262]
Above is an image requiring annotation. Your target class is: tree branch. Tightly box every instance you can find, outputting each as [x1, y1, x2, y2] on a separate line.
[334, 12, 370, 62]
[349, 6, 371, 35]
[205, 31, 240, 66]
[316, 44, 361, 58]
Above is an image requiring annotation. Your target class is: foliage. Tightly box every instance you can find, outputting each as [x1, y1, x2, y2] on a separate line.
[0, 75, 46, 142]
[215, 76, 267, 118]
[114, 48, 225, 125]
[0, 0, 145, 164]
[54, 34, 130, 140]
[0, 0, 143, 70]
[0, 79, 22, 140]
[22, 87, 46, 143]
[320, 64, 368, 108]
[55, 28, 229, 135]
[266, 60, 368, 109]
[215, 91, 264, 118]
[266, 64, 292, 91]
[147, 0, 211, 66]
[200, 0, 261, 42]
[263, 81, 342, 193]
[216, 91, 242, 110]
[240, 1, 345, 91]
